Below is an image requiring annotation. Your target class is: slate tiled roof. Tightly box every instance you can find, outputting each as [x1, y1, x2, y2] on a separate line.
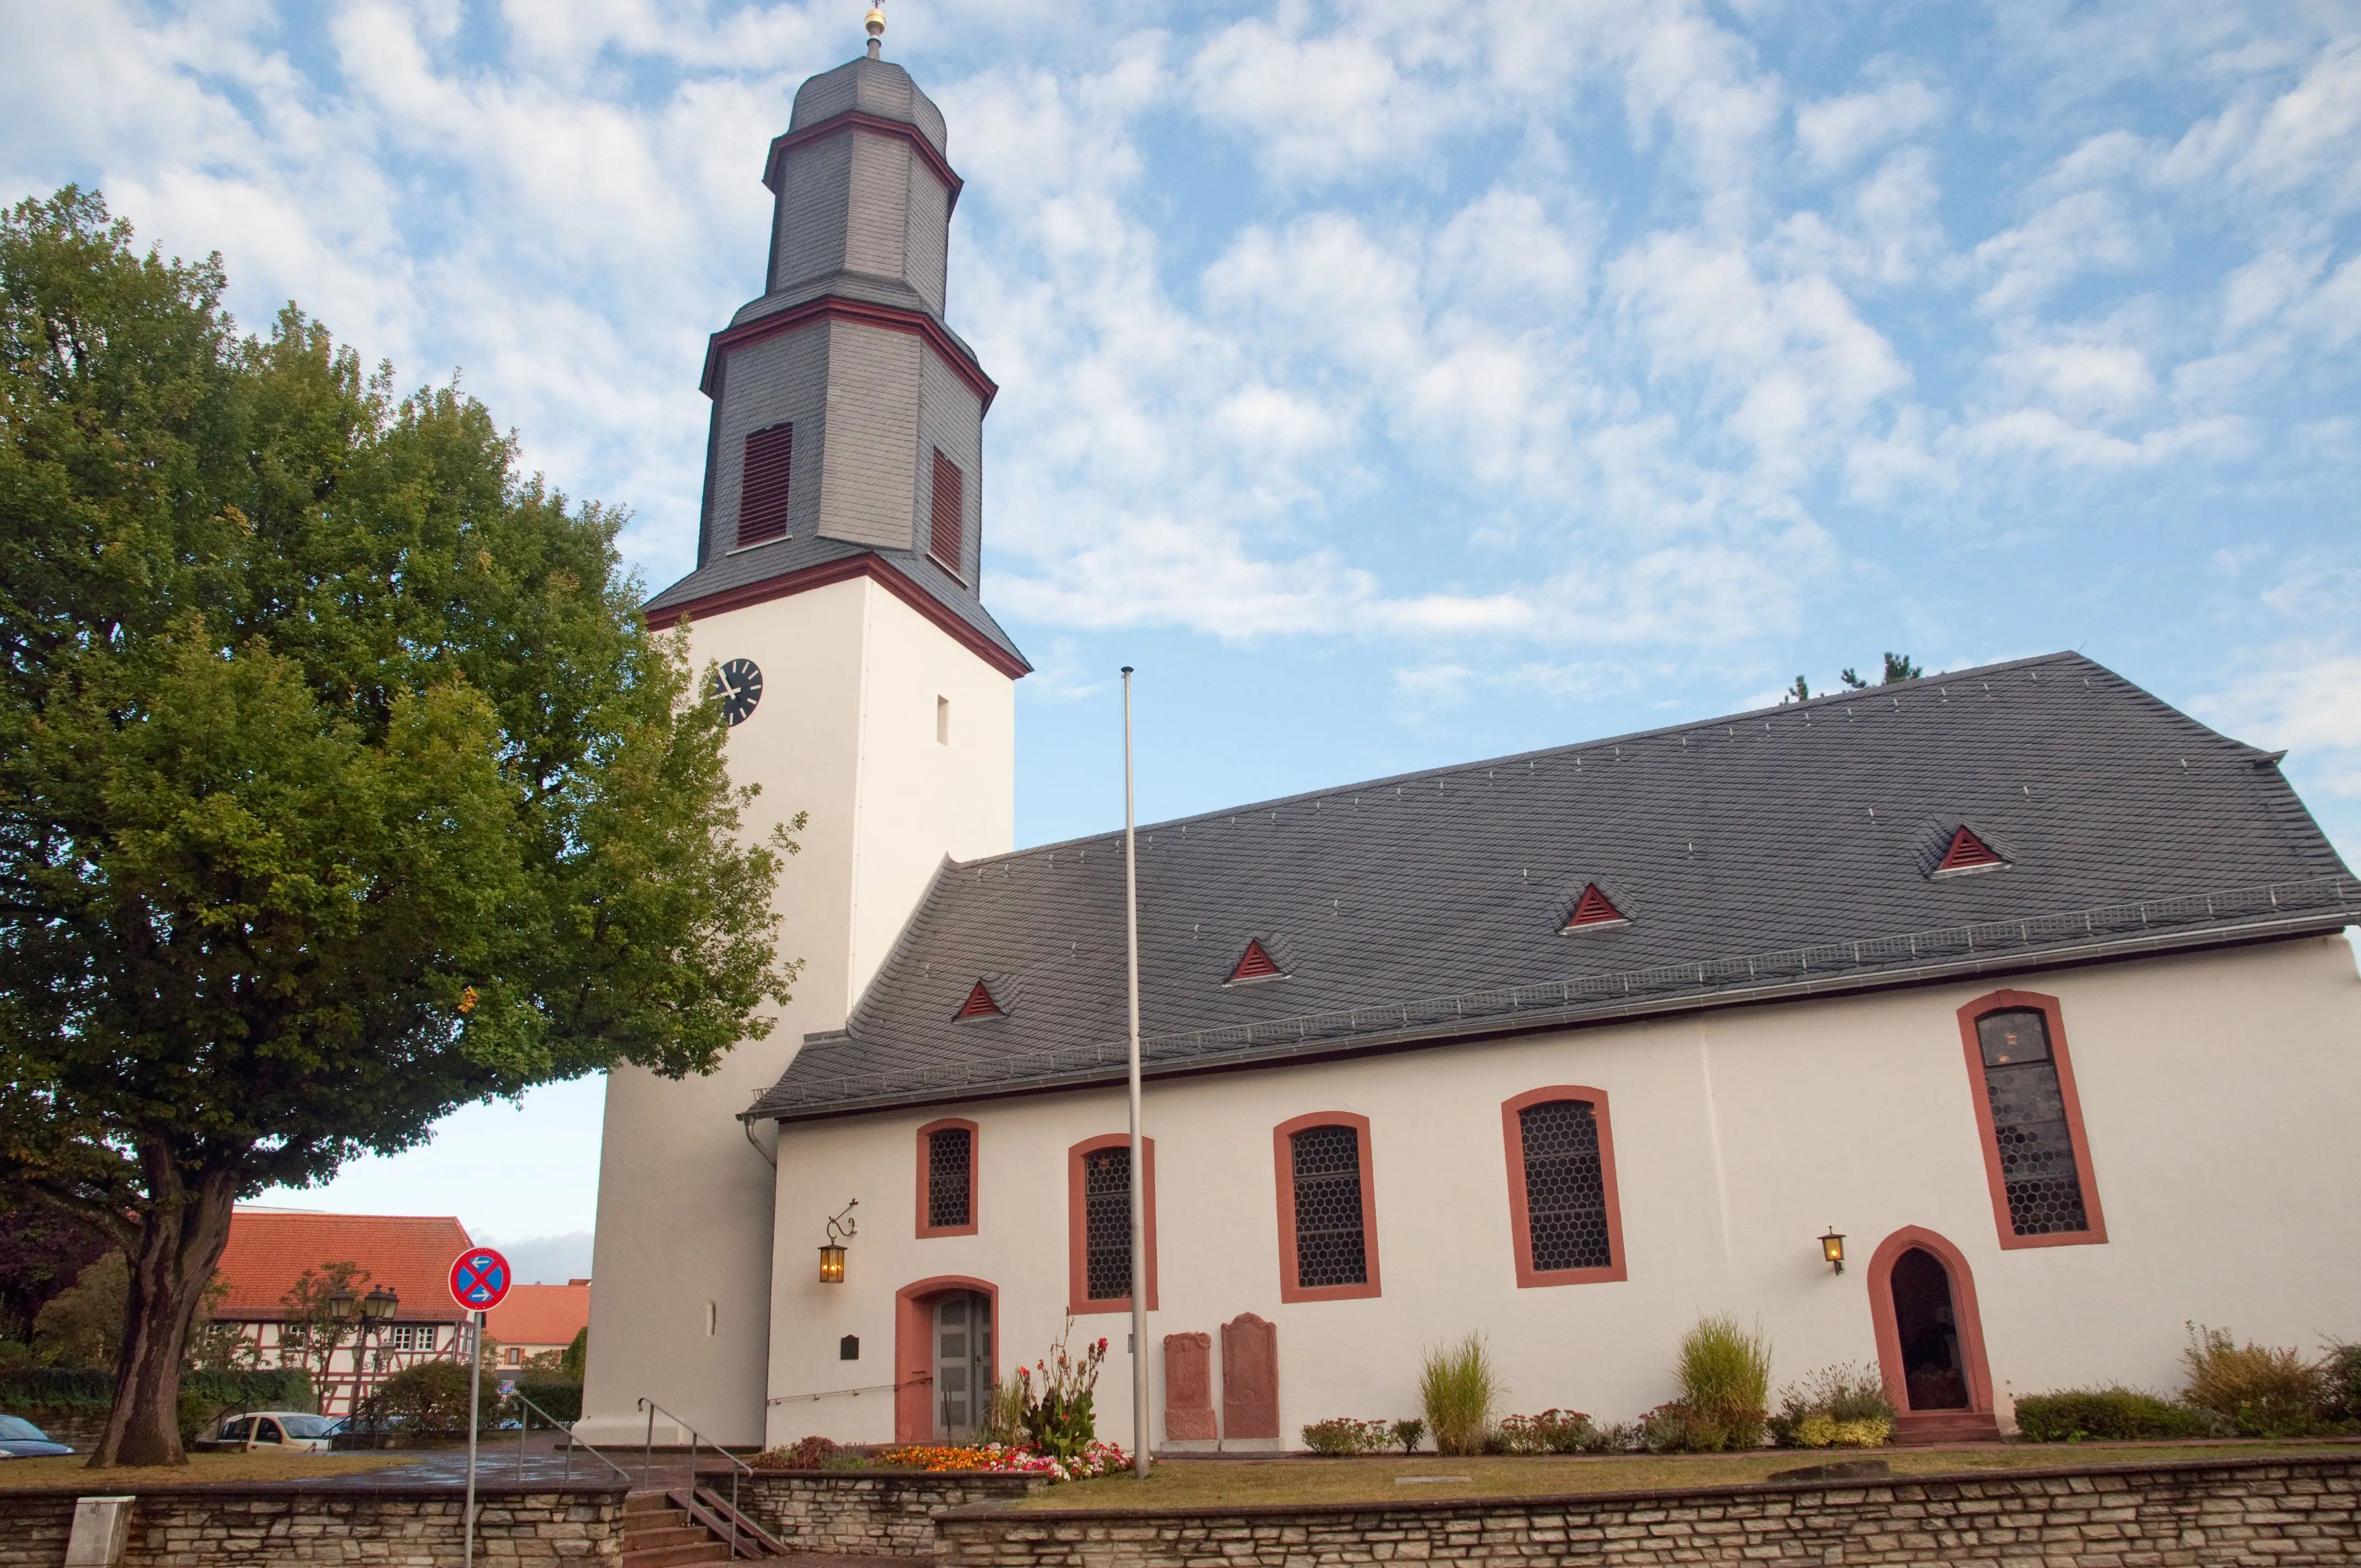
[748, 653, 2359, 1122]
[215, 1209, 476, 1324]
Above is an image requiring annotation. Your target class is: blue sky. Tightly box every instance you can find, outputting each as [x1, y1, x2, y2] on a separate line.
[7, 0, 2358, 1260]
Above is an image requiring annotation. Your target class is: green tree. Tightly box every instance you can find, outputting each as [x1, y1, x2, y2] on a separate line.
[0, 189, 801, 1467]
[276, 1261, 368, 1407]
[558, 1325, 587, 1381]
[1839, 652, 1924, 689]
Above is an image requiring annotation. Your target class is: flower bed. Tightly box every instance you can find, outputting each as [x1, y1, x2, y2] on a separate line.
[877, 1440, 1133, 1482]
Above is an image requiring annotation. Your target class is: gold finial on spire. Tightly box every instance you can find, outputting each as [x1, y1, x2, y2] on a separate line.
[864, 4, 885, 57]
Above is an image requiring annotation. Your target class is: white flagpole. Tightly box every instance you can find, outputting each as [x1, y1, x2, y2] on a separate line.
[1122, 666, 1149, 1480]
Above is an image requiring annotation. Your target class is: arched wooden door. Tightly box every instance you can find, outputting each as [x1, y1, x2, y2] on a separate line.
[1865, 1227, 1998, 1440]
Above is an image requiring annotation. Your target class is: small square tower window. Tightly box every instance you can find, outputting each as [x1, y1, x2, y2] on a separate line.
[937, 695, 950, 745]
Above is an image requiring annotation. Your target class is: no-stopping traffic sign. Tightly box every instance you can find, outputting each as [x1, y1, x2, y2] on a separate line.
[448, 1247, 513, 1312]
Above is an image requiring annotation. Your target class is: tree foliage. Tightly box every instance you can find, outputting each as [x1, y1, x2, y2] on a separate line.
[0, 1204, 111, 1343]
[0, 188, 801, 1466]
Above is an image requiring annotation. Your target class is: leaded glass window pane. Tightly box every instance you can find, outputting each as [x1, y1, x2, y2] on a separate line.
[928, 1127, 972, 1229]
[1290, 1125, 1367, 1288]
[1520, 1099, 1612, 1272]
[1974, 1009, 2090, 1235]
[1082, 1146, 1133, 1300]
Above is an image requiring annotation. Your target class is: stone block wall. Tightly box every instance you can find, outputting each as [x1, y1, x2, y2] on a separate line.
[740, 1469, 1045, 1555]
[936, 1455, 2361, 1568]
[0, 1482, 626, 1566]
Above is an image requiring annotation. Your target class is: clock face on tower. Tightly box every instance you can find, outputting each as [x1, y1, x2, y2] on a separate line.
[712, 658, 763, 726]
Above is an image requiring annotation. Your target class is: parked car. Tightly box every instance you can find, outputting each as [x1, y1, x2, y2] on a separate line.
[0, 1416, 75, 1458]
[205, 1411, 338, 1454]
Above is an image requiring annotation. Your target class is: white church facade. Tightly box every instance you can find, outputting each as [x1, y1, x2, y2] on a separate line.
[578, 35, 2361, 1453]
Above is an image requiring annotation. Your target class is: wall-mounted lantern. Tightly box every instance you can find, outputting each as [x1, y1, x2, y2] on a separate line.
[818, 1199, 859, 1284]
[1819, 1228, 1846, 1275]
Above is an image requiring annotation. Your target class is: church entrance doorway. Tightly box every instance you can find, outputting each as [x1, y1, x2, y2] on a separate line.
[893, 1276, 998, 1446]
[932, 1291, 992, 1442]
[1888, 1248, 1966, 1409]
[1864, 1227, 1996, 1440]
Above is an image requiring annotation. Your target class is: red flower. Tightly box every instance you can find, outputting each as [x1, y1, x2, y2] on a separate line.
[1096, 1338, 1108, 1352]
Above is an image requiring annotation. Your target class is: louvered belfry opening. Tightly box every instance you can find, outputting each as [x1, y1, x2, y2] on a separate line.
[1288, 1125, 1368, 1289]
[738, 422, 793, 548]
[1082, 1145, 1131, 1300]
[1230, 939, 1282, 982]
[1519, 1100, 1613, 1272]
[929, 449, 964, 575]
[1974, 1009, 2090, 1235]
[1564, 884, 1624, 929]
[927, 1126, 972, 1229]
[1938, 826, 2004, 873]
[955, 981, 1000, 1019]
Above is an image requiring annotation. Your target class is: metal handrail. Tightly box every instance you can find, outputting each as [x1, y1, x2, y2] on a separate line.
[509, 1390, 632, 1488]
[638, 1398, 755, 1559]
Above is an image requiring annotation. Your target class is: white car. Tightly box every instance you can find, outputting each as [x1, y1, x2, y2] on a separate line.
[211, 1411, 338, 1454]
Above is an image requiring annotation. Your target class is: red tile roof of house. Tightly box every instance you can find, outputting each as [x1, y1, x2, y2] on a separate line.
[485, 1283, 591, 1350]
[215, 1208, 476, 1324]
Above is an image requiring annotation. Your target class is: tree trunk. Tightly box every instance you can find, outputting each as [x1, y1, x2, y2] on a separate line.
[89, 1151, 240, 1468]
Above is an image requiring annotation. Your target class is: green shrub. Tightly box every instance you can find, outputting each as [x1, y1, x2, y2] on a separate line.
[184, 1367, 316, 1413]
[753, 1435, 840, 1469]
[1389, 1418, 1425, 1454]
[1300, 1417, 1390, 1455]
[1675, 1315, 1771, 1451]
[1770, 1364, 1895, 1449]
[1419, 1335, 1501, 1456]
[2320, 1343, 2361, 1426]
[2182, 1324, 2326, 1437]
[505, 1375, 580, 1427]
[353, 1359, 499, 1436]
[2012, 1388, 2215, 1442]
[0, 1366, 114, 1411]
[1496, 1409, 1605, 1454]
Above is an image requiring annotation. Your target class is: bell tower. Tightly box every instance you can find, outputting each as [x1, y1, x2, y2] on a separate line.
[578, 11, 1026, 1446]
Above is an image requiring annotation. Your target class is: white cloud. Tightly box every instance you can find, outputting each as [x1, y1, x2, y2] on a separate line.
[1795, 78, 1943, 177]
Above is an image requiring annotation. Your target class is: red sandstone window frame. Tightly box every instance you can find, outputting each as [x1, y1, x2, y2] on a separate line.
[915, 1118, 980, 1239]
[1066, 1134, 1158, 1315]
[1500, 1086, 1630, 1288]
[1956, 988, 2108, 1250]
[1272, 1112, 1382, 1304]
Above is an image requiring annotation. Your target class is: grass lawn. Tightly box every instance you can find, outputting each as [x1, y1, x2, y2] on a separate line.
[0, 1450, 423, 1490]
[1024, 1441, 2361, 1510]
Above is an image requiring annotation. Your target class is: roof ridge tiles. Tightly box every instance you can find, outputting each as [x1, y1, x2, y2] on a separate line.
[942, 650, 2106, 876]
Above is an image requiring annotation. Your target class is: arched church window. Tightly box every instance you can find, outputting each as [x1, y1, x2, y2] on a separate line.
[1961, 994, 2106, 1247]
[738, 423, 793, 548]
[1065, 1134, 1156, 1314]
[917, 1119, 978, 1238]
[1500, 1087, 1628, 1287]
[1273, 1114, 1381, 1303]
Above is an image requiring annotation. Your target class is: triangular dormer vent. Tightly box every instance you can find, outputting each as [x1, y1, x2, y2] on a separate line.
[1933, 826, 2006, 877]
[1562, 884, 1627, 932]
[955, 981, 1003, 1020]
[1227, 939, 1285, 984]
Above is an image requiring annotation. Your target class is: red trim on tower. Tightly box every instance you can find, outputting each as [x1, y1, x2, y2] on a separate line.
[765, 112, 965, 213]
[702, 297, 997, 411]
[644, 554, 1031, 680]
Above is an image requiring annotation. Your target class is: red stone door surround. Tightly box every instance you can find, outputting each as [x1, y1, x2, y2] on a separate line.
[893, 1275, 998, 1445]
[1865, 1226, 1994, 1419]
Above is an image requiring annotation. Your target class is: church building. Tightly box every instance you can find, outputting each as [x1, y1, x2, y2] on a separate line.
[578, 25, 2361, 1453]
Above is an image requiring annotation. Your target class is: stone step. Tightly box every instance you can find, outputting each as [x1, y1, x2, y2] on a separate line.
[623, 1491, 684, 1515]
[1891, 1409, 2003, 1445]
[622, 1543, 735, 1568]
[624, 1525, 711, 1551]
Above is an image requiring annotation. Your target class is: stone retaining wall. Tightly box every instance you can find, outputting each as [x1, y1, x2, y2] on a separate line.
[937, 1455, 2361, 1568]
[0, 1482, 627, 1565]
[739, 1469, 1046, 1555]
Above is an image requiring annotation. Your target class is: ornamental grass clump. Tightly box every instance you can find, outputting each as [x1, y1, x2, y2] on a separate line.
[1669, 1315, 1772, 1451]
[2181, 1324, 2327, 1437]
[1769, 1364, 1895, 1449]
[1419, 1334, 1502, 1456]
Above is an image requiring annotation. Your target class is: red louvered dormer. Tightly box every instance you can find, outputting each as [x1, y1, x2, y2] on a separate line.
[1935, 826, 2005, 875]
[1562, 884, 1626, 931]
[955, 981, 1002, 1020]
[1229, 939, 1284, 983]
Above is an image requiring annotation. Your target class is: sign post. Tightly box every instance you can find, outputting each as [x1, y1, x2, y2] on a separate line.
[449, 1248, 513, 1568]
